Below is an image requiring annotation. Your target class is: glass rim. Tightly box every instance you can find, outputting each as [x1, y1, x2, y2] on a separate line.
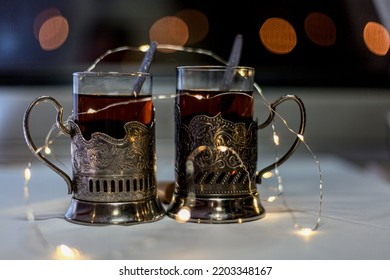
[176, 65, 255, 71]
[73, 71, 152, 78]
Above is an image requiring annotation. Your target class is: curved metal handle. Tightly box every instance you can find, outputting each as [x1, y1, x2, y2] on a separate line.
[23, 96, 73, 194]
[256, 94, 306, 183]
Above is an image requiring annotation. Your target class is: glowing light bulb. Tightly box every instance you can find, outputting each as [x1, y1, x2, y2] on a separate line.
[87, 108, 97, 114]
[262, 171, 273, 179]
[237, 69, 246, 77]
[194, 94, 203, 100]
[24, 168, 31, 181]
[301, 228, 313, 236]
[298, 134, 304, 141]
[273, 133, 280, 146]
[295, 225, 317, 239]
[267, 196, 276, 202]
[217, 146, 228, 152]
[54, 244, 82, 259]
[138, 44, 150, 52]
[44, 146, 51, 155]
[176, 207, 191, 223]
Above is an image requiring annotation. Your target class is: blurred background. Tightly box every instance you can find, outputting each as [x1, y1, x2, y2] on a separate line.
[2, 0, 390, 86]
[1, 0, 390, 173]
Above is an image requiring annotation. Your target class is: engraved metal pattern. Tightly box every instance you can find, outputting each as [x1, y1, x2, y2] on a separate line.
[175, 105, 258, 197]
[69, 120, 157, 202]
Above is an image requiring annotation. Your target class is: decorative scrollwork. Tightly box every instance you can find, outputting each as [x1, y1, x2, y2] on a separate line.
[175, 106, 258, 196]
[69, 120, 157, 202]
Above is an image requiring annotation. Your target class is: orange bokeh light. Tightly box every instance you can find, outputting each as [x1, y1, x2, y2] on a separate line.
[33, 7, 62, 40]
[259, 17, 297, 54]
[304, 12, 337, 47]
[38, 15, 69, 51]
[363, 21, 390, 56]
[175, 9, 209, 45]
[149, 16, 188, 52]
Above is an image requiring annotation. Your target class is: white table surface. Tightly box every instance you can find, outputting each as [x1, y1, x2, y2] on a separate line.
[1, 142, 390, 260]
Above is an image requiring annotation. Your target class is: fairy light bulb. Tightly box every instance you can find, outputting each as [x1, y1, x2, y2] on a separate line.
[54, 244, 82, 259]
[24, 167, 31, 182]
[301, 228, 313, 236]
[138, 44, 150, 52]
[194, 94, 203, 100]
[267, 196, 276, 202]
[294, 225, 317, 239]
[44, 146, 51, 155]
[217, 145, 228, 152]
[23, 166, 31, 207]
[23, 162, 35, 221]
[262, 171, 273, 179]
[273, 132, 280, 146]
[176, 207, 191, 223]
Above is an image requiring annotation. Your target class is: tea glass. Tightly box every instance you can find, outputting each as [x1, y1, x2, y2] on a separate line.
[23, 71, 166, 225]
[167, 66, 306, 223]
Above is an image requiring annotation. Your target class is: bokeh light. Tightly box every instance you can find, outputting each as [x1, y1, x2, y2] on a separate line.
[38, 15, 69, 51]
[259, 17, 297, 54]
[176, 206, 191, 223]
[304, 12, 337, 47]
[54, 244, 83, 260]
[149, 16, 188, 52]
[175, 9, 209, 44]
[33, 7, 62, 40]
[363, 21, 390, 56]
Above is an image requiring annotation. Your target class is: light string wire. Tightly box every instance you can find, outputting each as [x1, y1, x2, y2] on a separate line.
[254, 83, 323, 232]
[23, 43, 323, 240]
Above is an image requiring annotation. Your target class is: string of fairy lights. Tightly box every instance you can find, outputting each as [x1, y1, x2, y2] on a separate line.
[23, 43, 324, 258]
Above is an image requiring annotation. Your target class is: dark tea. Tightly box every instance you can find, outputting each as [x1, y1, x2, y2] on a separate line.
[176, 90, 253, 125]
[74, 93, 154, 140]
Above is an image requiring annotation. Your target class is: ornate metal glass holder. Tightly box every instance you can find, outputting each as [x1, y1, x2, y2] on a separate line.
[169, 110, 265, 223]
[65, 119, 164, 225]
[23, 71, 166, 225]
[166, 66, 306, 224]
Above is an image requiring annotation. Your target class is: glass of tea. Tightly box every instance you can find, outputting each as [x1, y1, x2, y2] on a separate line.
[23, 71, 166, 225]
[73, 72, 154, 139]
[166, 66, 306, 224]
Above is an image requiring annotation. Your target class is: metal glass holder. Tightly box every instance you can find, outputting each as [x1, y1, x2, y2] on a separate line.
[23, 96, 165, 225]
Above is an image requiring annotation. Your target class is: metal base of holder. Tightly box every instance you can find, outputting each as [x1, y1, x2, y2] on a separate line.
[64, 197, 166, 225]
[166, 193, 266, 224]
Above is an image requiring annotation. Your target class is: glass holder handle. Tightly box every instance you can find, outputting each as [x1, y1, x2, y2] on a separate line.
[256, 94, 306, 183]
[23, 96, 73, 194]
